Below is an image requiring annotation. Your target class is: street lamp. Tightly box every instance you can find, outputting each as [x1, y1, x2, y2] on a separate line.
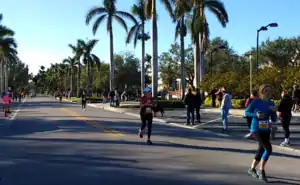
[210, 45, 227, 75]
[245, 52, 253, 97]
[256, 22, 278, 68]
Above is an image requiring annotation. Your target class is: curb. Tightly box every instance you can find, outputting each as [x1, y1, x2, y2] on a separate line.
[63, 99, 300, 154]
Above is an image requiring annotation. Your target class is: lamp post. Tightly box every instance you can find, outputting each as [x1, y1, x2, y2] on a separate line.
[210, 45, 227, 75]
[256, 23, 278, 69]
[245, 52, 253, 97]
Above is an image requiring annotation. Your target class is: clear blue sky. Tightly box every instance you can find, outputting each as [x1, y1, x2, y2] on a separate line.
[1, 0, 300, 74]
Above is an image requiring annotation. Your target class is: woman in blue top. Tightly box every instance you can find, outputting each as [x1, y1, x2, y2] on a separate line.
[245, 84, 277, 182]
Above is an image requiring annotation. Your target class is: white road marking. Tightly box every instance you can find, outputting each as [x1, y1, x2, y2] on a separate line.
[9, 98, 27, 120]
[192, 115, 234, 128]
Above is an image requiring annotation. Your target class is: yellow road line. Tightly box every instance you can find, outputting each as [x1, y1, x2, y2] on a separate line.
[60, 108, 124, 136]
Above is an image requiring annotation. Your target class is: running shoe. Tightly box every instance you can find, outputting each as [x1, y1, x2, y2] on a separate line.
[248, 168, 258, 178]
[244, 133, 253, 139]
[146, 140, 152, 145]
[138, 129, 143, 138]
[258, 170, 268, 182]
[280, 141, 291, 147]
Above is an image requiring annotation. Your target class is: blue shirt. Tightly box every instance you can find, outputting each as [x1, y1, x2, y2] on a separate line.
[245, 98, 277, 132]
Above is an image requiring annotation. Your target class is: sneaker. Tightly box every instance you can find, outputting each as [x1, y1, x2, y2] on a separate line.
[138, 129, 143, 138]
[248, 168, 258, 178]
[258, 170, 268, 182]
[244, 133, 253, 139]
[184, 123, 190, 126]
[146, 140, 152, 145]
[280, 141, 291, 147]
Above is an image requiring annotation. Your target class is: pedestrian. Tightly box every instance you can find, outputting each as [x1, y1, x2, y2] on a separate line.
[215, 89, 223, 107]
[195, 88, 202, 123]
[115, 90, 120, 107]
[103, 89, 108, 104]
[81, 91, 87, 111]
[244, 90, 258, 139]
[292, 85, 300, 113]
[277, 90, 293, 147]
[109, 90, 115, 107]
[211, 88, 217, 107]
[245, 84, 277, 182]
[138, 87, 154, 145]
[184, 88, 195, 126]
[220, 87, 232, 132]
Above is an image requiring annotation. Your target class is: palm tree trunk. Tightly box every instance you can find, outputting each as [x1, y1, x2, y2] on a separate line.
[77, 63, 81, 97]
[194, 36, 200, 89]
[4, 63, 8, 90]
[109, 21, 115, 91]
[151, 0, 158, 97]
[180, 30, 186, 100]
[86, 61, 92, 94]
[70, 69, 74, 96]
[199, 5, 205, 83]
[141, 22, 146, 95]
[0, 60, 2, 93]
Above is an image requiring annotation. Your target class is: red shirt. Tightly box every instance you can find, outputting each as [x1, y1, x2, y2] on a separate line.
[140, 96, 154, 107]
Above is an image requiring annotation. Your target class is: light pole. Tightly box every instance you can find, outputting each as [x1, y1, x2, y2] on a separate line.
[210, 45, 226, 75]
[256, 23, 278, 69]
[245, 52, 253, 96]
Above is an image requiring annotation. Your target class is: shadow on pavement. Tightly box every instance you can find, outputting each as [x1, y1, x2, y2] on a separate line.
[2, 136, 299, 160]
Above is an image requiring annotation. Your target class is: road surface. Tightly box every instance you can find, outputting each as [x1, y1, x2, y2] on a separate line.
[0, 96, 299, 185]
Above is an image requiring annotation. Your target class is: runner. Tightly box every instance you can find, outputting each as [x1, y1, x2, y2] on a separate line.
[81, 91, 87, 111]
[244, 90, 258, 139]
[277, 90, 293, 146]
[245, 84, 277, 182]
[3, 91, 10, 117]
[138, 87, 154, 145]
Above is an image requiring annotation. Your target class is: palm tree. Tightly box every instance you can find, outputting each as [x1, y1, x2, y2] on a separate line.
[69, 42, 83, 97]
[0, 13, 18, 92]
[174, 15, 187, 99]
[126, 0, 150, 94]
[63, 57, 78, 95]
[86, 0, 136, 91]
[77, 39, 100, 94]
[144, 0, 173, 97]
[189, 0, 229, 86]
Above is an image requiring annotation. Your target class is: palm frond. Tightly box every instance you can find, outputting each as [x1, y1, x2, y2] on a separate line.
[144, 0, 153, 19]
[116, 10, 137, 23]
[126, 24, 139, 45]
[205, 0, 228, 26]
[92, 14, 107, 35]
[113, 15, 128, 33]
[86, 7, 107, 25]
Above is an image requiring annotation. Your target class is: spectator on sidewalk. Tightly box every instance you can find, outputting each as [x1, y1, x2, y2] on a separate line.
[195, 88, 202, 123]
[184, 88, 195, 126]
[210, 88, 217, 107]
[278, 90, 293, 147]
[220, 87, 232, 132]
[215, 89, 223, 107]
[244, 90, 258, 139]
[103, 89, 109, 104]
[292, 85, 300, 113]
[109, 90, 115, 107]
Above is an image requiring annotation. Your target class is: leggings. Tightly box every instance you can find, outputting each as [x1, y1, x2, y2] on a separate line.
[281, 118, 291, 138]
[140, 113, 153, 139]
[253, 131, 272, 162]
[246, 118, 252, 130]
[82, 100, 86, 109]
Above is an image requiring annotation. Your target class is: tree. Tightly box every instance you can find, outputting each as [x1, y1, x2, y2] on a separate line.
[126, 0, 150, 93]
[86, 0, 136, 91]
[181, 0, 229, 86]
[144, 0, 174, 96]
[63, 57, 78, 95]
[77, 39, 100, 94]
[68, 42, 83, 97]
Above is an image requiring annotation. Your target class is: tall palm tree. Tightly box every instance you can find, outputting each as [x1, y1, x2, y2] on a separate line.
[77, 39, 100, 94]
[189, 0, 229, 86]
[69, 42, 83, 97]
[63, 57, 78, 95]
[144, 0, 173, 97]
[86, 0, 136, 91]
[126, 0, 150, 93]
[0, 13, 18, 92]
[174, 15, 187, 99]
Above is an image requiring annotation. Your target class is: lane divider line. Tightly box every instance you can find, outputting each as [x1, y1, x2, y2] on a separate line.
[60, 108, 124, 137]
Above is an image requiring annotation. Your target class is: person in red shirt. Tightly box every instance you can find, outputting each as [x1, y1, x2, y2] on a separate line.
[244, 90, 258, 139]
[138, 87, 154, 145]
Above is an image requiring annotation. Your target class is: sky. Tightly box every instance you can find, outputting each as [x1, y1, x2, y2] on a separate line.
[1, 0, 300, 75]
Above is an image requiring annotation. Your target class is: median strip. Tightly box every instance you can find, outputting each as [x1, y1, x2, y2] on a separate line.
[60, 108, 124, 136]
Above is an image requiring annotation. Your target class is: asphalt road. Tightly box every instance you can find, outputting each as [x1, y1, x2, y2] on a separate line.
[0, 96, 299, 185]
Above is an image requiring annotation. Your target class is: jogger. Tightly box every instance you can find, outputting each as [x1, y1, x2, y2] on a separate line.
[81, 91, 87, 111]
[220, 87, 232, 131]
[278, 91, 293, 146]
[138, 87, 154, 145]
